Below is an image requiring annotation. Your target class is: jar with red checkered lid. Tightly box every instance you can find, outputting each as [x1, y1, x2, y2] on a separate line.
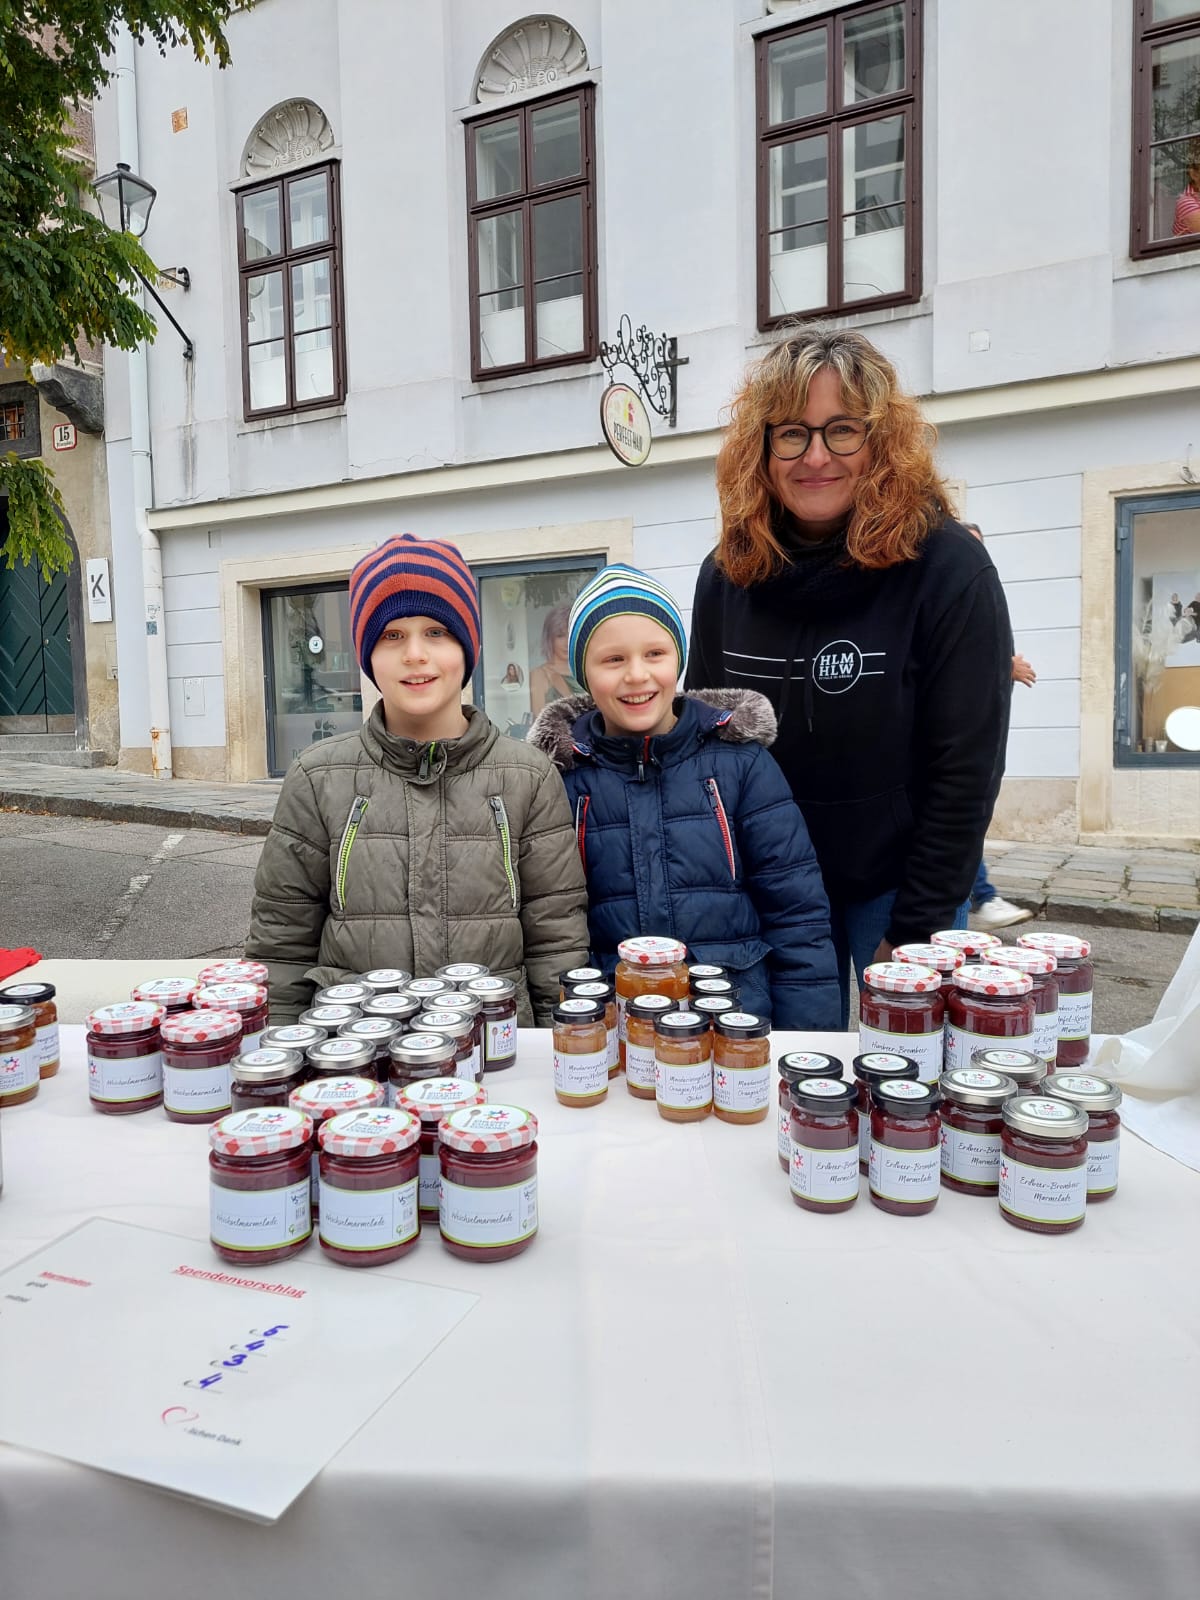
[161, 1007, 242, 1124]
[129, 976, 198, 1015]
[86, 1000, 166, 1115]
[944, 964, 1035, 1073]
[615, 936, 689, 1067]
[208, 1106, 313, 1265]
[318, 1107, 421, 1266]
[990, 945, 1060, 1066]
[395, 1075, 487, 1215]
[195, 981, 269, 1052]
[858, 962, 945, 1084]
[930, 929, 1002, 965]
[197, 960, 268, 988]
[893, 942, 964, 992]
[1017, 932, 1093, 1067]
[437, 1104, 538, 1262]
[289, 1076, 385, 1221]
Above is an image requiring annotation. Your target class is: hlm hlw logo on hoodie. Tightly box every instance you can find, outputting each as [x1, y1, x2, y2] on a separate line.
[724, 638, 886, 696]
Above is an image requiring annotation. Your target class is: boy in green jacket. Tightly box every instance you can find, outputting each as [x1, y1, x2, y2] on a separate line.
[245, 534, 589, 1024]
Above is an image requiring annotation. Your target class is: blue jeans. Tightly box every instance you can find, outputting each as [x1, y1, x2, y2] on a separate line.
[830, 890, 968, 1029]
[971, 859, 995, 908]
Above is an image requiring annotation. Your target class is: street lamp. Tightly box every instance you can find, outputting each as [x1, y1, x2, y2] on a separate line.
[92, 160, 194, 358]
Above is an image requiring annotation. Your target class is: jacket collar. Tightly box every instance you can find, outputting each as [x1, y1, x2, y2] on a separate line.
[360, 701, 498, 784]
[527, 688, 778, 775]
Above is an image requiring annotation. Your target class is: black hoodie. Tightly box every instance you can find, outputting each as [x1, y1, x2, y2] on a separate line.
[685, 516, 1012, 948]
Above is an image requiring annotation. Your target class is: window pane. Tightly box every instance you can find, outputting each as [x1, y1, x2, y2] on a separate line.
[292, 257, 332, 333]
[1153, 1, 1200, 21]
[842, 3, 906, 104]
[533, 194, 582, 281]
[293, 327, 335, 401]
[1150, 138, 1200, 238]
[288, 171, 330, 249]
[531, 99, 582, 184]
[535, 274, 584, 357]
[842, 204, 905, 301]
[767, 29, 827, 124]
[263, 587, 361, 776]
[768, 137, 828, 232]
[474, 565, 599, 733]
[768, 224, 827, 316]
[1, 402, 25, 441]
[246, 271, 285, 341]
[1152, 37, 1200, 143]
[477, 210, 524, 297]
[248, 340, 286, 410]
[843, 115, 905, 214]
[242, 189, 281, 260]
[1127, 505, 1200, 754]
[475, 117, 522, 200]
[842, 117, 906, 302]
[478, 288, 527, 369]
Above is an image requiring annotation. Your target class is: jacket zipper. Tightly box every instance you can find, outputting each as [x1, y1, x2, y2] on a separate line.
[704, 778, 736, 880]
[489, 795, 518, 908]
[334, 796, 369, 911]
[574, 793, 590, 868]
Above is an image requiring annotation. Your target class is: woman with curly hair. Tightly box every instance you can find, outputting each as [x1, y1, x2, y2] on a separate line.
[686, 328, 1012, 1023]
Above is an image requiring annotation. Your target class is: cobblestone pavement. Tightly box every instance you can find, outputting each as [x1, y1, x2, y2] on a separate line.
[0, 759, 279, 834]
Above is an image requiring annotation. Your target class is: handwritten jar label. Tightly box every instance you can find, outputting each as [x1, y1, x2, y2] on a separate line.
[318, 1178, 418, 1251]
[944, 1025, 1036, 1073]
[418, 1151, 440, 1212]
[790, 1142, 859, 1205]
[857, 1025, 942, 1083]
[31, 1022, 60, 1074]
[209, 1178, 311, 1252]
[1031, 1010, 1060, 1062]
[713, 1062, 771, 1114]
[1087, 1136, 1120, 1196]
[163, 1063, 232, 1116]
[998, 1155, 1086, 1225]
[439, 1176, 538, 1249]
[656, 1059, 712, 1111]
[940, 1125, 1002, 1186]
[868, 1140, 941, 1205]
[87, 1050, 162, 1103]
[1057, 991, 1093, 1042]
[553, 1047, 608, 1100]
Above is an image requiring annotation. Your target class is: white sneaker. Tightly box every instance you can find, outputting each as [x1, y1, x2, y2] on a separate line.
[970, 896, 1034, 930]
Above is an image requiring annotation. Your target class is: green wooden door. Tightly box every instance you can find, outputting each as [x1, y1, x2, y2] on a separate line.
[0, 505, 75, 732]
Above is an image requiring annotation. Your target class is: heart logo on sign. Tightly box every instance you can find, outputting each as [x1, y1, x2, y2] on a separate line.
[161, 1406, 199, 1426]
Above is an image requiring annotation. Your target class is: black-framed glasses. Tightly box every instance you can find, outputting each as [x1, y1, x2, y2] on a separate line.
[767, 420, 869, 460]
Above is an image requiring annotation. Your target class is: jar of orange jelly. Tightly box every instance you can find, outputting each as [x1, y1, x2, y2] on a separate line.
[0, 982, 59, 1078]
[712, 1011, 771, 1125]
[624, 993, 675, 1099]
[615, 937, 689, 1068]
[552, 998, 609, 1108]
[654, 1009, 712, 1123]
[0, 1004, 40, 1107]
[563, 980, 619, 1076]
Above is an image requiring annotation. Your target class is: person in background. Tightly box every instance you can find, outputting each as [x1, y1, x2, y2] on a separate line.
[1173, 147, 1200, 237]
[529, 602, 584, 714]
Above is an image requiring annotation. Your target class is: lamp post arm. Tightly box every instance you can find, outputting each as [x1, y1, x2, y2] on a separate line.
[135, 267, 194, 360]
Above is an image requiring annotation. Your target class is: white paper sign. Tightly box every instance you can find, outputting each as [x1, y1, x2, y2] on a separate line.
[0, 1218, 476, 1522]
[86, 558, 112, 622]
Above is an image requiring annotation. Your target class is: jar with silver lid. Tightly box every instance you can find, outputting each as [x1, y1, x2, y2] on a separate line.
[435, 962, 491, 985]
[998, 1095, 1089, 1234]
[313, 981, 372, 1009]
[388, 1031, 460, 1105]
[426, 991, 484, 1078]
[415, 1008, 477, 1080]
[404, 978, 451, 1003]
[969, 1046, 1046, 1095]
[1039, 1072, 1122, 1202]
[261, 1022, 327, 1057]
[299, 1003, 363, 1033]
[938, 1066, 1018, 1195]
[361, 992, 422, 1027]
[231, 1046, 307, 1110]
[464, 976, 518, 1071]
[337, 1016, 402, 1085]
[357, 968, 413, 996]
[305, 1036, 378, 1079]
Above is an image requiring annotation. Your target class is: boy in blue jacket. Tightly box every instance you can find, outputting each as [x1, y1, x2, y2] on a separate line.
[528, 564, 839, 1029]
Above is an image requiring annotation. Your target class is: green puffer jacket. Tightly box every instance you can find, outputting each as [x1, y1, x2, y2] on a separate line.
[245, 703, 589, 1025]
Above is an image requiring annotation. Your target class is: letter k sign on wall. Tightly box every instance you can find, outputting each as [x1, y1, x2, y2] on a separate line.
[86, 559, 113, 623]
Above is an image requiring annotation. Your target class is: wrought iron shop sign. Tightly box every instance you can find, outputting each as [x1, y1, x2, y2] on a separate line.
[598, 314, 689, 467]
[600, 383, 652, 467]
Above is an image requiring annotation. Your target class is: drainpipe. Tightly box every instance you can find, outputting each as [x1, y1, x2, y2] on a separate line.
[114, 25, 173, 778]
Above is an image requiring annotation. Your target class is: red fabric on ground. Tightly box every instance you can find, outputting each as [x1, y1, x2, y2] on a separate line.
[0, 948, 41, 981]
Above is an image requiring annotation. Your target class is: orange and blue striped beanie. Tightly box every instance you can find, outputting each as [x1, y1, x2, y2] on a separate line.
[350, 534, 481, 687]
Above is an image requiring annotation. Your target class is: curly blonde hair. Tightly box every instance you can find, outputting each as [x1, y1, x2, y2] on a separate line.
[714, 328, 952, 585]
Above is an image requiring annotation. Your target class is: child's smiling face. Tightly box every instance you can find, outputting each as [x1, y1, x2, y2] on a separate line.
[584, 616, 679, 739]
[370, 615, 467, 739]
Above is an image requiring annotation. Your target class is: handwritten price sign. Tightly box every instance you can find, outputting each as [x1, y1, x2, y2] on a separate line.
[185, 1324, 288, 1393]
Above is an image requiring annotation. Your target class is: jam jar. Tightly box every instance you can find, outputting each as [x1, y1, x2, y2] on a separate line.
[318, 1107, 421, 1266]
[1018, 933, 1093, 1067]
[712, 1011, 771, 1125]
[208, 1107, 313, 1265]
[789, 1078, 859, 1213]
[299, 1003, 363, 1034]
[852, 1052, 918, 1172]
[438, 1104, 538, 1263]
[998, 1096, 1089, 1234]
[938, 1067, 1017, 1195]
[894, 942, 964, 993]
[388, 1031, 460, 1106]
[777, 1052, 845, 1172]
[859, 962, 945, 1083]
[559, 965, 603, 999]
[868, 1079, 942, 1217]
[337, 1016, 402, 1084]
[0, 1004, 40, 1107]
[426, 992, 484, 1078]
[195, 982, 269, 1052]
[405, 977, 451, 1005]
[130, 976, 198, 1016]
[615, 937, 690, 1067]
[86, 1000, 166, 1114]
[436, 962, 491, 986]
[261, 1022, 327, 1058]
[160, 1008, 241, 1124]
[313, 981, 373, 1009]
[306, 1036, 378, 1082]
[970, 1047, 1046, 1095]
[230, 1047, 307, 1111]
[690, 976, 739, 1007]
[417, 1009, 477, 1081]
[552, 998, 609, 1108]
[991, 946, 1060, 1066]
[465, 976, 518, 1071]
[654, 1009, 712, 1123]
[945, 966, 1036, 1072]
[397, 1077, 488, 1215]
[687, 963, 728, 992]
[361, 993, 422, 1030]
[692, 995, 736, 1027]
[198, 960, 268, 987]
[290, 1075, 385, 1219]
[930, 930, 1002, 965]
[624, 993, 675, 1099]
[1040, 1073, 1122, 1202]
[563, 981, 618, 1075]
[358, 967, 413, 996]
[0, 981, 59, 1078]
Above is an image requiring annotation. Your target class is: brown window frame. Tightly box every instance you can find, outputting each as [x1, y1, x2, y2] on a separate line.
[236, 160, 347, 420]
[1131, 2, 1200, 259]
[465, 84, 598, 381]
[755, 0, 923, 329]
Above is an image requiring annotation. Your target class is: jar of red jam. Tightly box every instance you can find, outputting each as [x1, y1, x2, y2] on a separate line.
[361, 993, 422, 1030]
[859, 961, 945, 1083]
[198, 960, 268, 988]
[289, 1075, 385, 1219]
[624, 994, 674, 1099]
[553, 997, 609, 1107]
[1018, 933, 1093, 1067]
[405, 977, 451, 1005]
[261, 1022, 327, 1059]
[358, 967, 413, 996]
[318, 1106, 421, 1266]
[0, 1004, 40, 1107]
[945, 965, 1036, 1072]
[1040, 1073, 1122, 1202]
[465, 976, 518, 1071]
[998, 1096, 1089, 1234]
[788, 1078, 859, 1213]
[563, 981, 618, 1075]
[852, 1052, 918, 1172]
[616, 937, 689, 1068]
[208, 1106, 313, 1265]
[306, 1036, 378, 1081]
[436, 961, 491, 986]
[930, 930, 1002, 965]
[970, 1046, 1047, 1095]
[418, 1008, 478, 1081]
[938, 1067, 1017, 1195]
[230, 1047, 307, 1111]
[868, 1079, 942, 1216]
[713, 1011, 771, 1125]
[990, 946, 1060, 1066]
[0, 982, 59, 1079]
[894, 942, 963, 993]
[313, 981, 372, 1009]
[338, 1017, 402, 1084]
[388, 1031, 460, 1106]
[195, 982, 269, 1052]
[654, 1009, 712, 1123]
[438, 1104, 538, 1263]
[427, 992, 485, 1078]
[777, 1052, 844, 1172]
[86, 1000, 166, 1114]
[397, 1077, 488, 1214]
[299, 1003, 363, 1034]
[559, 965, 603, 999]
[161, 1008, 241, 1124]
[130, 976, 198, 1015]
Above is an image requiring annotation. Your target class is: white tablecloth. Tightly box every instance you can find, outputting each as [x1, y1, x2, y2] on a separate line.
[2, 1027, 1198, 1600]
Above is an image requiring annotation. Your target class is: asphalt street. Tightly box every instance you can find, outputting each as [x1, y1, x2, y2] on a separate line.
[0, 809, 1190, 1036]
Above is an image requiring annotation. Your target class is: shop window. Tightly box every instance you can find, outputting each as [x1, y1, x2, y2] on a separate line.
[473, 557, 602, 738]
[262, 583, 360, 776]
[1131, 2, 1200, 258]
[1115, 491, 1200, 763]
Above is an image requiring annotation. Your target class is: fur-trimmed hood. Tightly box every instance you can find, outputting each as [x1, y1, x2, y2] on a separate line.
[527, 688, 777, 772]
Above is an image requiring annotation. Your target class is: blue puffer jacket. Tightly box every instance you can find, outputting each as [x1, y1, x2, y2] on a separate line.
[528, 689, 840, 1029]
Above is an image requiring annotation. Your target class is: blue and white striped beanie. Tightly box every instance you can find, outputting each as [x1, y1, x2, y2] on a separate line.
[567, 564, 688, 691]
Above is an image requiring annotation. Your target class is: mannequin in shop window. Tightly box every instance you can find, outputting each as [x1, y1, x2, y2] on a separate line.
[529, 603, 584, 714]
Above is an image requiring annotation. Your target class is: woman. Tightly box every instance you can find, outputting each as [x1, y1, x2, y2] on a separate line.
[529, 602, 584, 714]
[1173, 149, 1200, 237]
[686, 329, 1012, 1022]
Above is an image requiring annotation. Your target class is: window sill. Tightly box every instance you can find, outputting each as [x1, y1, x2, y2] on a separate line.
[461, 361, 604, 398]
[748, 296, 931, 348]
[237, 404, 347, 435]
[1114, 249, 1200, 281]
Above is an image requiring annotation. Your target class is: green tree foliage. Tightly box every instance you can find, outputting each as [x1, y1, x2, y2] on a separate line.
[0, 3, 238, 574]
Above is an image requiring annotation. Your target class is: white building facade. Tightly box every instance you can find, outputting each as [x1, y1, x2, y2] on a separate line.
[94, 0, 1200, 842]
